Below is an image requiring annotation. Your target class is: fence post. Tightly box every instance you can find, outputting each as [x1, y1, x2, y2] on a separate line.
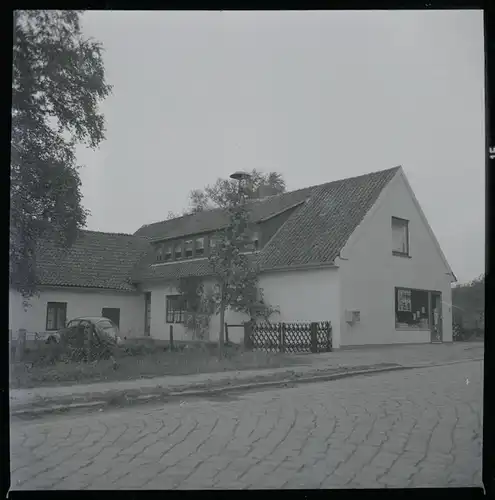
[169, 324, 174, 350]
[225, 323, 229, 344]
[310, 322, 317, 353]
[279, 323, 285, 353]
[15, 328, 26, 362]
[83, 325, 93, 362]
[243, 322, 252, 350]
[326, 321, 333, 352]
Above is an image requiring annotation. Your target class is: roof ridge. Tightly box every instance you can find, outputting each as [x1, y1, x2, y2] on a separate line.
[135, 166, 401, 234]
[311, 165, 402, 191]
[82, 229, 148, 238]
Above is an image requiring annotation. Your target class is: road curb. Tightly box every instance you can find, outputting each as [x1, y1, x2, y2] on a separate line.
[10, 357, 483, 418]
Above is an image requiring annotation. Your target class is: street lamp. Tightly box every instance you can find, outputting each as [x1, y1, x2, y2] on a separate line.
[229, 171, 252, 203]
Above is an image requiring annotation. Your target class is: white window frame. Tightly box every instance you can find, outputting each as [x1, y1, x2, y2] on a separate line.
[195, 237, 205, 256]
[184, 240, 193, 258]
[392, 217, 409, 256]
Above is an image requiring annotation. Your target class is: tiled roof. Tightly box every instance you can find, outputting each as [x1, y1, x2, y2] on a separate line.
[35, 230, 151, 291]
[258, 166, 400, 269]
[132, 253, 260, 283]
[133, 187, 314, 241]
[35, 167, 401, 288]
[133, 166, 400, 282]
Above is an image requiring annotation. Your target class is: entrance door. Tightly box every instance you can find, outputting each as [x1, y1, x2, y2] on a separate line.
[102, 308, 120, 328]
[144, 292, 151, 336]
[430, 292, 443, 343]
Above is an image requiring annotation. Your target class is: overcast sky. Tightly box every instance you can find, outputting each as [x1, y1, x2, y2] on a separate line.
[77, 10, 484, 284]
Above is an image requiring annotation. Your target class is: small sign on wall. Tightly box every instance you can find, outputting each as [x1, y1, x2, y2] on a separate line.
[345, 310, 361, 324]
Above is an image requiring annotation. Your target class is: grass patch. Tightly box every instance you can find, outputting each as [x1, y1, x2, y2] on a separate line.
[10, 343, 305, 389]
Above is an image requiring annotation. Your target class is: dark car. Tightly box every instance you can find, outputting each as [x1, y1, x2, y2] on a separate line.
[47, 316, 123, 346]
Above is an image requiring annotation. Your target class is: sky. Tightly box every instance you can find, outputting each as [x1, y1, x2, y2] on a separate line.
[77, 10, 485, 284]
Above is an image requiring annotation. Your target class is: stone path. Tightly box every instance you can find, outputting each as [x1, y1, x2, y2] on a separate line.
[10, 360, 483, 490]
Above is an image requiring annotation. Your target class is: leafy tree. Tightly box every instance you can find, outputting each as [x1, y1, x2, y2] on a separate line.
[10, 10, 112, 298]
[176, 276, 215, 341]
[208, 190, 278, 358]
[188, 169, 286, 213]
[452, 273, 485, 332]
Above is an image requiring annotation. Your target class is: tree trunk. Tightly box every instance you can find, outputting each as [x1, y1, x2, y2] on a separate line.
[15, 329, 26, 363]
[218, 287, 225, 359]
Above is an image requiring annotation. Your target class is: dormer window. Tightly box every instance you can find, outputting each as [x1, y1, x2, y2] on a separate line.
[164, 245, 172, 261]
[156, 244, 163, 262]
[184, 240, 193, 258]
[195, 237, 205, 257]
[209, 236, 217, 253]
[252, 231, 260, 251]
[174, 242, 182, 260]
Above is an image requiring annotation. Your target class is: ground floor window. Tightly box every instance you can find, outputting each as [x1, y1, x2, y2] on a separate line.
[46, 302, 67, 331]
[166, 295, 185, 323]
[395, 288, 430, 329]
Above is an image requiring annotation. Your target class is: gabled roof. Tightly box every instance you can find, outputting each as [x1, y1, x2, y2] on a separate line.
[36, 230, 151, 291]
[34, 167, 402, 289]
[134, 186, 314, 241]
[258, 166, 400, 269]
[133, 166, 401, 282]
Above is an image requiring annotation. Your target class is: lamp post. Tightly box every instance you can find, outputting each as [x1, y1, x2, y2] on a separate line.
[229, 170, 252, 204]
[212, 170, 252, 358]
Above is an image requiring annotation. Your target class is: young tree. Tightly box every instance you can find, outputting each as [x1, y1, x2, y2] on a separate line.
[188, 169, 286, 213]
[176, 276, 216, 341]
[10, 10, 112, 298]
[208, 188, 278, 358]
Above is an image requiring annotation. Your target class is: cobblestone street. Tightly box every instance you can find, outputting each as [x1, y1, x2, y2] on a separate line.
[10, 360, 483, 490]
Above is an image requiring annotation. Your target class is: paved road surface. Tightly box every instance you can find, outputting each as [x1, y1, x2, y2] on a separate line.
[10, 361, 483, 490]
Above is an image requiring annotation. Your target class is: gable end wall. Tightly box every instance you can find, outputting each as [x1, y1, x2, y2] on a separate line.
[338, 171, 453, 346]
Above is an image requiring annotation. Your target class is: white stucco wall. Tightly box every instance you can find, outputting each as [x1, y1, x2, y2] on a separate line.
[143, 280, 248, 343]
[143, 266, 341, 346]
[9, 287, 145, 339]
[259, 267, 341, 348]
[338, 170, 454, 346]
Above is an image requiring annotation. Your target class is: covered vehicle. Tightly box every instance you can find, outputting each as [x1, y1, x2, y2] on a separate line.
[47, 316, 123, 346]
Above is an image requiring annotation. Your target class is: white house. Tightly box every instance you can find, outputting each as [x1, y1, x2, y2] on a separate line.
[9, 166, 456, 348]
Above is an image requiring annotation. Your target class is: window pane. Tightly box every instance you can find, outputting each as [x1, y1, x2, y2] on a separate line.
[56, 305, 66, 329]
[185, 240, 193, 258]
[47, 307, 55, 330]
[156, 244, 163, 262]
[395, 288, 429, 329]
[175, 243, 182, 258]
[164, 246, 172, 260]
[392, 218, 408, 254]
[195, 238, 205, 256]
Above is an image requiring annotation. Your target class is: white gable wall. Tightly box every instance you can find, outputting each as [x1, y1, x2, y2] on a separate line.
[338, 170, 453, 346]
[9, 287, 145, 339]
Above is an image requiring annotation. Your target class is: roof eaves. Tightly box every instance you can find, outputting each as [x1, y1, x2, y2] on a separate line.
[37, 283, 139, 292]
[260, 261, 338, 274]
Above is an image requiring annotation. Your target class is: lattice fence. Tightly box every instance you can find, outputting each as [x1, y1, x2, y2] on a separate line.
[246, 321, 332, 354]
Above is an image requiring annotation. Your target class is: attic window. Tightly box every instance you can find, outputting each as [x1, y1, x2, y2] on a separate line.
[209, 236, 217, 253]
[184, 240, 193, 258]
[195, 237, 205, 257]
[252, 231, 260, 251]
[174, 242, 182, 259]
[156, 244, 163, 262]
[392, 217, 409, 256]
[164, 245, 172, 261]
